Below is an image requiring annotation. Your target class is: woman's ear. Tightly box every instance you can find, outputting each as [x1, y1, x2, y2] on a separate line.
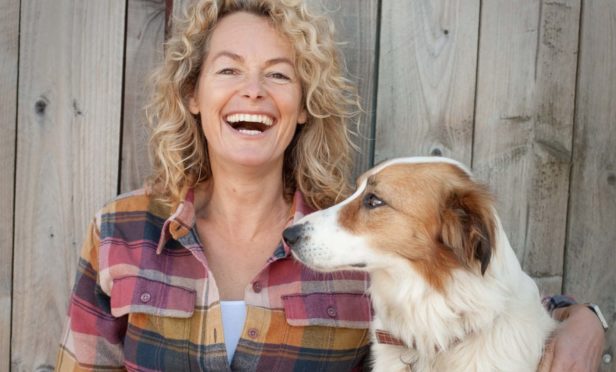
[188, 92, 200, 115]
[298, 108, 307, 124]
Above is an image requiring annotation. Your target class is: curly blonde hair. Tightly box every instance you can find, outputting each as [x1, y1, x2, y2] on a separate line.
[146, 0, 359, 209]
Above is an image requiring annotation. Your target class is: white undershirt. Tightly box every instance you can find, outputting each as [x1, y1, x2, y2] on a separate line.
[220, 300, 247, 365]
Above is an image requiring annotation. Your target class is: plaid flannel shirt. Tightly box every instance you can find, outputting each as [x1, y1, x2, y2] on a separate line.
[56, 189, 372, 371]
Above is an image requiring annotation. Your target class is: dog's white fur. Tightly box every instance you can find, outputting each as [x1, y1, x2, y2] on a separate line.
[286, 157, 556, 372]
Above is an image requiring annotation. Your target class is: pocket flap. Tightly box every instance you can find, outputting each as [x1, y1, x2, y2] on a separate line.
[282, 292, 372, 329]
[110, 276, 195, 318]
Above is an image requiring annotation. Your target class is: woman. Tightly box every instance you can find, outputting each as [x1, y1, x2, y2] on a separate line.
[57, 0, 604, 371]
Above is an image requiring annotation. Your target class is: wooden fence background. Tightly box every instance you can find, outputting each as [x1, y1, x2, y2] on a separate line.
[1, 0, 614, 371]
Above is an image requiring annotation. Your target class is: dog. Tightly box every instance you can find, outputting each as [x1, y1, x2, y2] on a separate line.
[283, 157, 556, 372]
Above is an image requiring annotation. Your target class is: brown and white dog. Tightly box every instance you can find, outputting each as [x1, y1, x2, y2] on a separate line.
[283, 157, 556, 372]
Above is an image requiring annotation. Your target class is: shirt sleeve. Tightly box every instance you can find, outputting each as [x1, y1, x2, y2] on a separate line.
[56, 218, 128, 371]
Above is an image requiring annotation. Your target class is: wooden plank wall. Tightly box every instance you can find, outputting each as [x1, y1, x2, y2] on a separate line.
[376, 0, 479, 166]
[4, 0, 614, 370]
[0, 1, 19, 371]
[473, 0, 581, 294]
[12, 1, 125, 371]
[566, 0, 616, 365]
[120, 0, 166, 193]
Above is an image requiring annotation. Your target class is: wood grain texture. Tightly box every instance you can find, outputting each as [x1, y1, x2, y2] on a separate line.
[12, 1, 125, 371]
[120, 0, 166, 193]
[472, 0, 581, 295]
[0, 1, 19, 370]
[566, 0, 616, 369]
[375, 0, 480, 166]
[306, 0, 379, 178]
[119, 0, 186, 192]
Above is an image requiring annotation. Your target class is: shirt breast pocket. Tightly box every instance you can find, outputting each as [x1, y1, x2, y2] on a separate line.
[279, 292, 372, 370]
[110, 276, 196, 371]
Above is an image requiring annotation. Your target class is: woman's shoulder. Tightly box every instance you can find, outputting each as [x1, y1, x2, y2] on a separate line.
[98, 188, 171, 214]
[94, 188, 173, 234]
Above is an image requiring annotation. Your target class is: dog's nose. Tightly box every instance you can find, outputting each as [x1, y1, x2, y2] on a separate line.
[282, 223, 304, 247]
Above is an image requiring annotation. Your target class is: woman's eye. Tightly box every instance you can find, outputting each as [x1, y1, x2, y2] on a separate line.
[363, 193, 385, 209]
[217, 68, 237, 75]
[268, 72, 291, 81]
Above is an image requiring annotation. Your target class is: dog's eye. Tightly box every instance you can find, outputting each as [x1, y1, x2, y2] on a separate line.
[363, 193, 385, 209]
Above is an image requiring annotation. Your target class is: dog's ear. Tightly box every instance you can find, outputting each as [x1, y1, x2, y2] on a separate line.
[440, 184, 495, 275]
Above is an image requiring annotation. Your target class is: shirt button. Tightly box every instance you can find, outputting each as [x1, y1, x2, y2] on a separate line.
[140, 292, 151, 303]
[252, 281, 262, 293]
[327, 306, 337, 318]
[247, 328, 259, 339]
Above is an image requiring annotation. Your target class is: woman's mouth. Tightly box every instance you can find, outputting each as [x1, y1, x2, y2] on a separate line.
[225, 113, 274, 136]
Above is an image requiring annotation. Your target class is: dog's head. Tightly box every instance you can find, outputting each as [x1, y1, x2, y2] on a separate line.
[283, 157, 496, 291]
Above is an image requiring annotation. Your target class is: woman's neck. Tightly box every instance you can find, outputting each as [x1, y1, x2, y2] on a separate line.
[194, 161, 291, 241]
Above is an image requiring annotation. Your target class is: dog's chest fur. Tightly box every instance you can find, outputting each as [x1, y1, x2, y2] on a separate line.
[367, 237, 556, 372]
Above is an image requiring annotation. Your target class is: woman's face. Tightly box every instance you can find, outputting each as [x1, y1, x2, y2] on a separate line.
[188, 11, 307, 172]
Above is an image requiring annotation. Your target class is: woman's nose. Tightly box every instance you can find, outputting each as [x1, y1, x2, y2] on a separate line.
[241, 74, 265, 100]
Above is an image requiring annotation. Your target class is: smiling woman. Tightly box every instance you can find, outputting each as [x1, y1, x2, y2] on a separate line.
[55, 1, 372, 371]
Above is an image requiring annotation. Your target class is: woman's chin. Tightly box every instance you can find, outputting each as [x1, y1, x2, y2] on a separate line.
[215, 152, 284, 171]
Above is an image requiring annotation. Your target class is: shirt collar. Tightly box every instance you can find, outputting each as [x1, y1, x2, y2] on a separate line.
[156, 189, 314, 255]
[156, 188, 196, 254]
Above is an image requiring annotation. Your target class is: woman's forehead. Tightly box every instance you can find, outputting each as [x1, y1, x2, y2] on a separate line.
[207, 11, 296, 63]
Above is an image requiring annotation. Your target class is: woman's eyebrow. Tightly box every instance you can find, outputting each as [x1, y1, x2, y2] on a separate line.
[264, 57, 294, 68]
[211, 51, 293, 68]
[211, 51, 243, 62]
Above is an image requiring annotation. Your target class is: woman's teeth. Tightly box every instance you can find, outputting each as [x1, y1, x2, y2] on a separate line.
[226, 113, 273, 126]
[237, 128, 263, 136]
[225, 113, 274, 135]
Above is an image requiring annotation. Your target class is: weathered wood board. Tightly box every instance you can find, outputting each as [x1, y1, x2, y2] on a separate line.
[375, 0, 480, 166]
[565, 0, 616, 369]
[120, 0, 166, 193]
[12, 1, 125, 370]
[0, 0, 19, 370]
[472, 0, 581, 295]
